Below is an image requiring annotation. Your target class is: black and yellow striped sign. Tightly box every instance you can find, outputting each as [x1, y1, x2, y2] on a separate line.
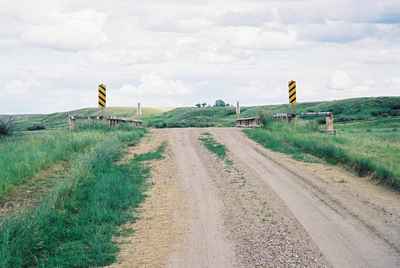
[288, 80, 296, 104]
[98, 84, 106, 108]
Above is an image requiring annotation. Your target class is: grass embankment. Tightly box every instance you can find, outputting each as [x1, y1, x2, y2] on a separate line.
[244, 120, 400, 189]
[0, 127, 161, 267]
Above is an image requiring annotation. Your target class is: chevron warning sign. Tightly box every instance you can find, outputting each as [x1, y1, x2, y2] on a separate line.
[98, 84, 106, 109]
[288, 80, 296, 104]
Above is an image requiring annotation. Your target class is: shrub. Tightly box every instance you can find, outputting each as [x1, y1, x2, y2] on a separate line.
[258, 111, 273, 128]
[0, 117, 14, 136]
[27, 125, 46, 131]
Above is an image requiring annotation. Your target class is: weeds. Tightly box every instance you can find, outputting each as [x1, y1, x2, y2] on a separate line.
[199, 132, 227, 159]
[0, 128, 153, 268]
[0, 131, 100, 198]
[134, 142, 167, 161]
[0, 117, 14, 136]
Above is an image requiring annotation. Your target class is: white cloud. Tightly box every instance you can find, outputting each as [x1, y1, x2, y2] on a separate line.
[328, 70, 354, 91]
[3, 79, 41, 95]
[21, 10, 108, 51]
[109, 74, 192, 107]
[0, 0, 399, 114]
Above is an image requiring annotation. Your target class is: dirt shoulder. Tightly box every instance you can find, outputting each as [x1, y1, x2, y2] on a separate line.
[110, 129, 188, 268]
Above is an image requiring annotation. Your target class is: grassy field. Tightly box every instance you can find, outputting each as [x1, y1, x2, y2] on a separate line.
[146, 97, 400, 128]
[244, 118, 400, 189]
[0, 125, 161, 267]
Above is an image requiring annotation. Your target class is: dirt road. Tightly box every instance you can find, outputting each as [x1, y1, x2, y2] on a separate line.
[115, 128, 400, 268]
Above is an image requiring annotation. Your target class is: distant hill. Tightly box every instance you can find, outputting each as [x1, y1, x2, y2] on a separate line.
[4, 97, 400, 130]
[4, 107, 169, 131]
[146, 97, 400, 128]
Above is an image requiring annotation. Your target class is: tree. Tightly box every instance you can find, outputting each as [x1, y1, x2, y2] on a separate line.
[201, 103, 207, 108]
[214, 99, 226, 107]
[195, 103, 201, 108]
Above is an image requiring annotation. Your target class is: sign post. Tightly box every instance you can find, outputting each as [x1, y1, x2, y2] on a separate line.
[288, 80, 297, 114]
[98, 84, 107, 109]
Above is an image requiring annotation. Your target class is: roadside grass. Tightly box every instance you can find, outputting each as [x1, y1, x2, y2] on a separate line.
[0, 128, 158, 267]
[199, 132, 227, 160]
[0, 123, 146, 200]
[244, 121, 400, 190]
[0, 131, 100, 198]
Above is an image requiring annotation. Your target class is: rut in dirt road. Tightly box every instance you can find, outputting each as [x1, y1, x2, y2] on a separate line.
[167, 129, 236, 268]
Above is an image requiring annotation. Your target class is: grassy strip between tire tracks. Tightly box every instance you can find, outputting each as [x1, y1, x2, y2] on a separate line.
[199, 132, 227, 160]
[244, 125, 400, 190]
[0, 128, 165, 267]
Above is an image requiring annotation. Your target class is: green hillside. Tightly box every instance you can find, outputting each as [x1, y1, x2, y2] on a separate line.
[146, 97, 400, 128]
[3, 107, 168, 131]
[3, 97, 400, 131]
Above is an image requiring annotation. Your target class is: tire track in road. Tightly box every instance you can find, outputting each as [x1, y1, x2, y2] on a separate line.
[166, 129, 236, 268]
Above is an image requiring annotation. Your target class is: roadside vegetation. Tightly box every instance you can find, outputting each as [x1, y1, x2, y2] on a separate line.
[0, 122, 145, 199]
[0, 131, 100, 198]
[199, 132, 227, 160]
[0, 117, 14, 136]
[244, 119, 400, 190]
[0, 124, 160, 267]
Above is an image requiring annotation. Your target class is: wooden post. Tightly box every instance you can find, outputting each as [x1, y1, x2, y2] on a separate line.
[69, 116, 76, 130]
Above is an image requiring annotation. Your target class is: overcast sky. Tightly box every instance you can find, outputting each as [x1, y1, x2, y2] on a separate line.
[1, 0, 399, 114]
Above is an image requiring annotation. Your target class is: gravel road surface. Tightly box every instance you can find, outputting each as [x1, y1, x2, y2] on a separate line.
[114, 128, 400, 268]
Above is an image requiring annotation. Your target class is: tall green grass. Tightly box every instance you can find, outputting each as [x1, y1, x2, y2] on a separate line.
[0, 132, 100, 198]
[0, 128, 153, 267]
[244, 122, 400, 189]
[0, 123, 146, 199]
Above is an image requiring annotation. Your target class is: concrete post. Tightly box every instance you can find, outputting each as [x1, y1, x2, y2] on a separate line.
[326, 113, 335, 134]
[236, 101, 240, 119]
[137, 102, 142, 117]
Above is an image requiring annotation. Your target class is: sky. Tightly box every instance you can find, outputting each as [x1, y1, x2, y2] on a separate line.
[0, 0, 399, 114]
